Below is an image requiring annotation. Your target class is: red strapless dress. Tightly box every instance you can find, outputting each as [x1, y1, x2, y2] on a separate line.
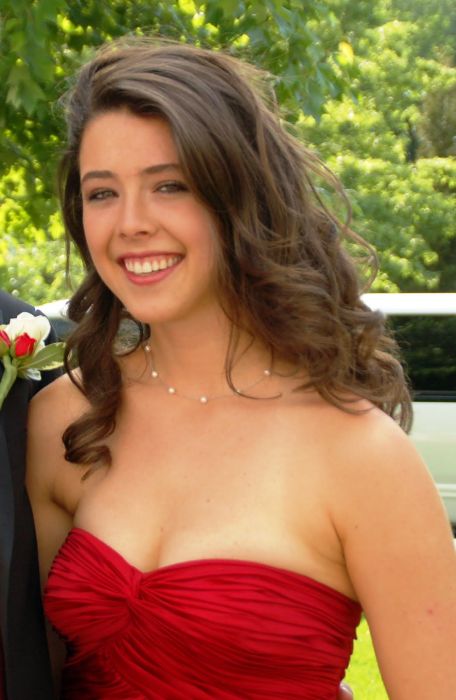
[44, 528, 361, 699]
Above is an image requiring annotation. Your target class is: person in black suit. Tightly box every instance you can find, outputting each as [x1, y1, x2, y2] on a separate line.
[0, 290, 60, 700]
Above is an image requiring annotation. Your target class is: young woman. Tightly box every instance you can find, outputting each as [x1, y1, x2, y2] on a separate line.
[26, 40, 456, 699]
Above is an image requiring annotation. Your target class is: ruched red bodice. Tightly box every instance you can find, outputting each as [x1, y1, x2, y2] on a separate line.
[44, 528, 361, 699]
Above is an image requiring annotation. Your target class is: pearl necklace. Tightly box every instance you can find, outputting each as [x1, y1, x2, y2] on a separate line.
[143, 343, 273, 404]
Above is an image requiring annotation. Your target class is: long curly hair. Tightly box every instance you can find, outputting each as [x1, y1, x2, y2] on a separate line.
[59, 38, 411, 469]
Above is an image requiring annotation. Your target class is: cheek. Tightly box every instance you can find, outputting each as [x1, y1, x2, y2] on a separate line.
[81, 209, 94, 246]
[82, 229, 97, 261]
[82, 211, 107, 259]
[193, 233, 217, 282]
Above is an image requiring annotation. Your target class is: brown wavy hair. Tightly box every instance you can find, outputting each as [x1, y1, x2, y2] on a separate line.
[59, 38, 411, 469]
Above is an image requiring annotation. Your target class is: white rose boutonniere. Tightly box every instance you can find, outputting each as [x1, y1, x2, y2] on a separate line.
[0, 311, 65, 409]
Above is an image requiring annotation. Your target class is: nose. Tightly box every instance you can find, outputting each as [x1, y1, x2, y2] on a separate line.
[116, 191, 157, 239]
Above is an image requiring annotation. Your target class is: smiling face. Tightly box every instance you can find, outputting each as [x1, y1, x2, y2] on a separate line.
[79, 109, 221, 327]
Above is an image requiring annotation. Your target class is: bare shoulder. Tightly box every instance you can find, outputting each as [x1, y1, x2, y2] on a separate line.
[290, 393, 446, 540]
[27, 371, 89, 498]
[326, 398, 453, 544]
[289, 391, 413, 474]
[301, 395, 419, 479]
[29, 370, 89, 436]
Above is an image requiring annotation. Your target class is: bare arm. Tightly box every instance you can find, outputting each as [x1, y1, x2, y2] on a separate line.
[26, 376, 83, 696]
[332, 412, 456, 699]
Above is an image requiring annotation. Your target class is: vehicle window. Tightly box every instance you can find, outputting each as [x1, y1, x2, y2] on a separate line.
[387, 315, 456, 401]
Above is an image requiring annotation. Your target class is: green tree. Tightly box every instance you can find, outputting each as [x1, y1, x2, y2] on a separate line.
[419, 83, 456, 157]
[300, 5, 456, 292]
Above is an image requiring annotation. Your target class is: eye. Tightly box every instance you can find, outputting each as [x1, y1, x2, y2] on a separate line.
[85, 189, 117, 202]
[156, 181, 188, 194]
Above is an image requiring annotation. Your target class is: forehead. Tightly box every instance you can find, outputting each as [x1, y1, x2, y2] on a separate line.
[79, 110, 178, 172]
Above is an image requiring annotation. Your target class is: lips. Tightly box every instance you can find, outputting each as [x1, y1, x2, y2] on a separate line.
[122, 254, 182, 276]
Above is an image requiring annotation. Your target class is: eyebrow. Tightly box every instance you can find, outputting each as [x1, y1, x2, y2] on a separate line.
[80, 162, 181, 185]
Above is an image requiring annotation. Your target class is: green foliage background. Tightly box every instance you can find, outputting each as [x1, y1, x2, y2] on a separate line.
[0, 0, 455, 303]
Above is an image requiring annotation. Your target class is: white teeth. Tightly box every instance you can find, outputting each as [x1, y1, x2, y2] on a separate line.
[125, 256, 179, 275]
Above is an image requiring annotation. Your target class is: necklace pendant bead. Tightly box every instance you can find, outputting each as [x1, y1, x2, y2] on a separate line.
[143, 342, 274, 405]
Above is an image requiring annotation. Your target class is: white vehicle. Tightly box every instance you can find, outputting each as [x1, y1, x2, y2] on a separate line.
[363, 293, 456, 530]
[40, 294, 456, 529]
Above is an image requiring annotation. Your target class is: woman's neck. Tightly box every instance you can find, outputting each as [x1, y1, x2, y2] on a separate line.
[144, 315, 273, 400]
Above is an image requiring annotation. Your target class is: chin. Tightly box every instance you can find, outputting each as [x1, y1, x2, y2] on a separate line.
[123, 305, 179, 327]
